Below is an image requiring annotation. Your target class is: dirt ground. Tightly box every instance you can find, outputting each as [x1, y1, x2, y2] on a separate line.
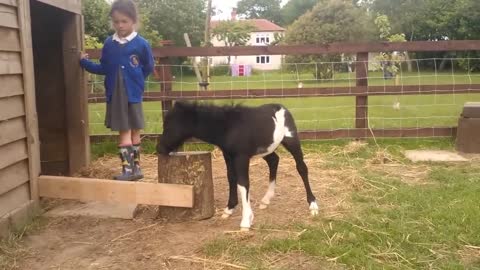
[9, 147, 404, 270]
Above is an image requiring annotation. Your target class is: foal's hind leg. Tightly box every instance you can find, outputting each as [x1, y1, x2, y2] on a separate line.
[259, 152, 279, 209]
[281, 136, 319, 216]
[222, 152, 238, 218]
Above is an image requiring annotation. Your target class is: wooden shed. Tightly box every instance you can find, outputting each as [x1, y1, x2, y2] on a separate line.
[0, 0, 88, 237]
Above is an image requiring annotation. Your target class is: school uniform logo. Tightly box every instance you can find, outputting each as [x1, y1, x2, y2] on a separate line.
[130, 54, 140, 67]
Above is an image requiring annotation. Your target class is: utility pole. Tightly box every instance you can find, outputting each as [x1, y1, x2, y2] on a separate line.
[201, 0, 212, 90]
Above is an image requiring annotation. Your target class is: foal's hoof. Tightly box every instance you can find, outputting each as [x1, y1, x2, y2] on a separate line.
[240, 227, 250, 232]
[309, 201, 319, 216]
[221, 208, 233, 219]
[259, 203, 268, 210]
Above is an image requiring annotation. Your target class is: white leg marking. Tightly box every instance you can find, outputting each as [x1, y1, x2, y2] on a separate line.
[309, 201, 319, 216]
[238, 185, 254, 230]
[221, 207, 234, 219]
[260, 181, 276, 209]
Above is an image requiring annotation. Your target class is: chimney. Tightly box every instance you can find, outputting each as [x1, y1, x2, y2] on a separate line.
[231, 8, 237, 21]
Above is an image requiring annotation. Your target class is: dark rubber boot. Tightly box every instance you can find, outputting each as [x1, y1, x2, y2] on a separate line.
[131, 144, 144, 181]
[113, 146, 136, 181]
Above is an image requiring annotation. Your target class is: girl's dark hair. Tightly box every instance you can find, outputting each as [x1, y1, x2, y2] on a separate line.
[110, 0, 138, 22]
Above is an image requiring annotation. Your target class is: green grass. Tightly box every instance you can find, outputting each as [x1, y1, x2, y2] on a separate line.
[88, 93, 480, 135]
[87, 71, 480, 135]
[199, 139, 480, 269]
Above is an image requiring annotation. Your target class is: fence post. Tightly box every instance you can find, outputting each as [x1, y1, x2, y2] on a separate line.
[355, 52, 369, 138]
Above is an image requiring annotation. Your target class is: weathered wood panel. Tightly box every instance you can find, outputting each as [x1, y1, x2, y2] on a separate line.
[0, 95, 25, 121]
[0, 117, 27, 146]
[0, 183, 30, 217]
[0, 139, 28, 171]
[63, 14, 90, 174]
[36, 0, 82, 14]
[0, 28, 20, 52]
[19, 0, 40, 201]
[0, 161, 29, 196]
[0, 4, 18, 29]
[0, 75, 23, 98]
[38, 176, 194, 208]
[0, 52, 22, 74]
[0, 0, 17, 7]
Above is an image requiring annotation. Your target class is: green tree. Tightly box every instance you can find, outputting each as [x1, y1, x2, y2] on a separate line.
[237, 0, 283, 25]
[280, 0, 318, 25]
[138, 11, 162, 47]
[284, 0, 375, 79]
[212, 21, 257, 64]
[83, 0, 111, 42]
[372, 14, 406, 79]
[135, 0, 206, 46]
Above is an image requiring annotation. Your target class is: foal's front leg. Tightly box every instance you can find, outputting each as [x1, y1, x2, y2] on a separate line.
[234, 156, 253, 231]
[222, 153, 238, 218]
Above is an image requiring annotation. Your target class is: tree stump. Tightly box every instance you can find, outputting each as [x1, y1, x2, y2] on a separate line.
[157, 151, 214, 222]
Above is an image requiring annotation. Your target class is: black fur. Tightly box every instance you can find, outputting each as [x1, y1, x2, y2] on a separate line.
[157, 102, 317, 218]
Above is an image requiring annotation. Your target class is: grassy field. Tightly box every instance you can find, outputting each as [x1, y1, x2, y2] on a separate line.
[198, 138, 480, 269]
[88, 71, 480, 135]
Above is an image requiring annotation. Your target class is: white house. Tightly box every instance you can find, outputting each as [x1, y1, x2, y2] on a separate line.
[209, 11, 285, 71]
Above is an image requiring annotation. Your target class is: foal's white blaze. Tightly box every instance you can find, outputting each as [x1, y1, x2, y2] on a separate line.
[309, 201, 319, 216]
[238, 185, 254, 230]
[260, 181, 276, 209]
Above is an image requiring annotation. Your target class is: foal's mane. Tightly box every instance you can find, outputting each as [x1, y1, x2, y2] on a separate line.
[176, 101, 249, 116]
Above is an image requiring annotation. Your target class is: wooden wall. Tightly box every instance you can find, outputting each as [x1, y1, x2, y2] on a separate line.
[30, 0, 89, 175]
[0, 0, 40, 237]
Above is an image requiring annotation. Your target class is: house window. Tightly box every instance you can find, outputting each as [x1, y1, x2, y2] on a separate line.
[256, 55, 270, 64]
[255, 34, 270, 45]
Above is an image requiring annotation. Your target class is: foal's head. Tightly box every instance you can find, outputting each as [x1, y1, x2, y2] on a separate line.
[156, 102, 196, 155]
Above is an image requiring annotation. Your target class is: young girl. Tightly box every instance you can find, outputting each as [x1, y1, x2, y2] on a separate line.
[80, 0, 154, 181]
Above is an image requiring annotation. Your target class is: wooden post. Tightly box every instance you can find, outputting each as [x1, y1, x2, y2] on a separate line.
[157, 151, 214, 222]
[63, 13, 90, 174]
[355, 52, 369, 138]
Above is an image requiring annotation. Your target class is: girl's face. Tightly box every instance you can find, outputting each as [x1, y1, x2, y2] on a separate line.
[111, 10, 135, 37]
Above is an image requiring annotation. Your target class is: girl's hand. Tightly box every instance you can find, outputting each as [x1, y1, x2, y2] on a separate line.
[80, 52, 89, 60]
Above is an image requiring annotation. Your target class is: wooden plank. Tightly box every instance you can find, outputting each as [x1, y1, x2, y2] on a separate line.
[35, 0, 81, 14]
[0, 139, 28, 170]
[0, 4, 18, 28]
[63, 14, 90, 175]
[0, 160, 29, 196]
[0, 95, 25, 121]
[0, 200, 38, 239]
[18, 0, 40, 201]
[0, 52, 22, 74]
[0, 117, 27, 146]
[0, 75, 23, 98]
[0, 0, 17, 7]
[0, 183, 30, 217]
[90, 127, 457, 143]
[0, 28, 20, 52]
[88, 84, 480, 103]
[38, 176, 194, 208]
[86, 40, 480, 58]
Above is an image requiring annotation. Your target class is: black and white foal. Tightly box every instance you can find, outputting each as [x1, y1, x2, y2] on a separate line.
[156, 102, 318, 230]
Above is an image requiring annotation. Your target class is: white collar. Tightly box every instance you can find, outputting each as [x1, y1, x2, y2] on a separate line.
[113, 31, 138, 44]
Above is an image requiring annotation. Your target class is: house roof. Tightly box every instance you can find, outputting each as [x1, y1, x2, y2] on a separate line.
[211, 19, 285, 32]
